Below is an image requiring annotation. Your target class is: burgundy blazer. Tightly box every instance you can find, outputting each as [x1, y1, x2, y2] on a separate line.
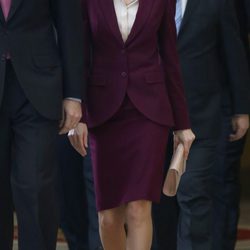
[82, 0, 190, 130]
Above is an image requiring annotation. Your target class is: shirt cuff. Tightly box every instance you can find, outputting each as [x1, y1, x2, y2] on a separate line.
[65, 97, 82, 103]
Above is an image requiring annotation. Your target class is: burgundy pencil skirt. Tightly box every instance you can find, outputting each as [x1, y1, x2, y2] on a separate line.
[89, 97, 169, 211]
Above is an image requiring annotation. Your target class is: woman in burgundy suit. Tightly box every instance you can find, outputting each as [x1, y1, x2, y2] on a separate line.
[69, 0, 195, 249]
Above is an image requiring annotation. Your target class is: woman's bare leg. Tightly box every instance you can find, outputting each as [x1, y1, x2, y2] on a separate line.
[98, 205, 126, 250]
[125, 200, 153, 250]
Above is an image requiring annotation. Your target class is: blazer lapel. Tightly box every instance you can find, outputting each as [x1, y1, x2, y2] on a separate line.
[178, 0, 201, 38]
[125, 0, 154, 45]
[99, 0, 124, 45]
[7, 0, 23, 22]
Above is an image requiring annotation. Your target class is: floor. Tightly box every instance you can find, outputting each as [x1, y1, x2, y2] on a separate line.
[236, 166, 250, 249]
[13, 240, 68, 250]
[13, 242, 68, 250]
[235, 201, 250, 249]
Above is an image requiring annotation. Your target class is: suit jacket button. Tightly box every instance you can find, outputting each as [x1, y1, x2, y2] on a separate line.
[121, 72, 127, 77]
[121, 49, 126, 54]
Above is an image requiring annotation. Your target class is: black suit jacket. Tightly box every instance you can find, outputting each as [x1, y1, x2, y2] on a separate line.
[235, 0, 250, 62]
[244, 0, 250, 31]
[0, 0, 85, 120]
[178, 0, 250, 138]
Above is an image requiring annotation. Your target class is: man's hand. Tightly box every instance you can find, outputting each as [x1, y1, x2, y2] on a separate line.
[59, 99, 82, 135]
[68, 123, 88, 157]
[229, 114, 249, 141]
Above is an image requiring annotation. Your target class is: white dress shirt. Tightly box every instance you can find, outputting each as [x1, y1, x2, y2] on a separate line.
[181, 0, 188, 17]
[113, 0, 139, 42]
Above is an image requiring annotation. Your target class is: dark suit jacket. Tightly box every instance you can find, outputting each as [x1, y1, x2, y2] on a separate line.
[244, 0, 250, 31]
[0, 0, 85, 120]
[82, 0, 190, 130]
[235, 0, 250, 63]
[177, 0, 250, 138]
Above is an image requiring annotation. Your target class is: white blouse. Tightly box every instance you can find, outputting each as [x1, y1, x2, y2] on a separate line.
[114, 0, 139, 42]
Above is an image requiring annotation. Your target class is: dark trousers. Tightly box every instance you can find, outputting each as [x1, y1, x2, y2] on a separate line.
[153, 137, 217, 250]
[152, 135, 179, 250]
[177, 139, 217, 250]
[212, 110, 246, 250]
[57, 136, 102, 250]
[0, 61, 59, 250]
[57, 135, 89, 250]
[84, 150, 103, 250]
[152, 196, 179, 250]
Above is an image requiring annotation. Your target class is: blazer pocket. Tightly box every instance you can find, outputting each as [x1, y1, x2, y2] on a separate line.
[89, 76, 106, 86]
[33, 55, 61, 68]
[145, 72, 165, 84]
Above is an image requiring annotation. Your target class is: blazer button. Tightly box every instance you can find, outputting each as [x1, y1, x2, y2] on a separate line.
[121, 49, 126, 54]
[121, 72, 127, 77]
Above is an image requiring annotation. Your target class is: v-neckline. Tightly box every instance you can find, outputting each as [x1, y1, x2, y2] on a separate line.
[113, 0, 140, 44]
[100, 0, 154, 46]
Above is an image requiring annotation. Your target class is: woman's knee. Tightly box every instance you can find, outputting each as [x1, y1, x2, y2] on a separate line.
[126, 200, 151, 227]
[98, 208, 125, 231]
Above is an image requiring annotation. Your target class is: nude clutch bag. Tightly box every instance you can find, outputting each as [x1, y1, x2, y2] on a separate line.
[162, 144, 186, 197]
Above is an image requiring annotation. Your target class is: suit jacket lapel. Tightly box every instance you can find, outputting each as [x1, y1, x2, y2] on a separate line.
[125, 0, 154, 45]
[0, 8, 4, 23]
[7, 0, 23, 22]
[99, 0, 154, 46]
[99, 0, 124, 45]
[178, 0, 201, 39]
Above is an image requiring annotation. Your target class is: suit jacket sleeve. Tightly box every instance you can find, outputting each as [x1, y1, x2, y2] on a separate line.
[158, 0, 190, 130]
[220, 0, 250, 114]
[80, 0, 91, 123]
[51, 0, 86, 101]
[235, 0, 250, 64]
[245, 0, 250, 32]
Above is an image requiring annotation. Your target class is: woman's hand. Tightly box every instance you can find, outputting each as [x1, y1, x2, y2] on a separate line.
[173, 129, 195, 160]
[68, 123, 88, 157]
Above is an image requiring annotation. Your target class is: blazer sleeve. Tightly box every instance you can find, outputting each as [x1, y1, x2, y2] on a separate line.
[51, 0, 86, 101]
[158, 0, 190, 130]
[220, 0, 250, 114]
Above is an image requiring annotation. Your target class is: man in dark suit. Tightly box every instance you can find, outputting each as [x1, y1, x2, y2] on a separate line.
[245, 0, 250, 30]
[57, 136, 103, 250]
[153, 0, 250, 249]
[212, 0, 250, 249]
[0, 0, 85, 249]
